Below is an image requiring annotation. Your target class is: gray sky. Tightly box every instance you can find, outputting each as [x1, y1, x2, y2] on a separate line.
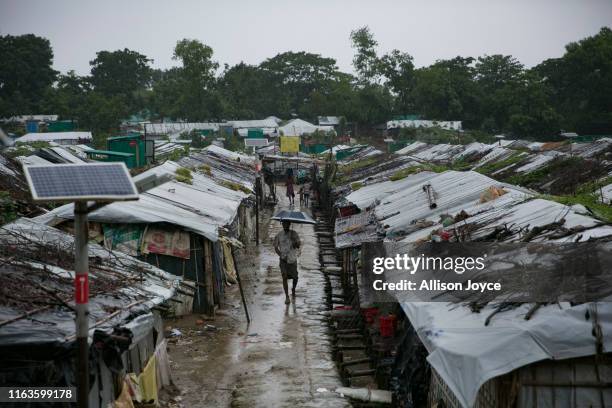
[1, 0, 611, 75]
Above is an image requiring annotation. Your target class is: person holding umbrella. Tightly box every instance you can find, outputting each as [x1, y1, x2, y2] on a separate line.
[273, 220, 301, 304]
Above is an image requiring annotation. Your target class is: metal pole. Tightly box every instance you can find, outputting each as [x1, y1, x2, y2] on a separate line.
[74, 201, 89, 408]
[232, 251, 250, 324]
[255, 177, 260, 245]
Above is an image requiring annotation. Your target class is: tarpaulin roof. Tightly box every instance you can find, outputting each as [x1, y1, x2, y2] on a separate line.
[397, 300, 612, 408]
[279, 119, 334, 136]
[34, 193, 218, 241]
[15, 132, 92, 143]
[0, 218, 180, 346]
[228, 119, 279, 129]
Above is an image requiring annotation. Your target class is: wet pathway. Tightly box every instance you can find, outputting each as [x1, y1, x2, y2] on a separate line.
[165, 186, 350, 408]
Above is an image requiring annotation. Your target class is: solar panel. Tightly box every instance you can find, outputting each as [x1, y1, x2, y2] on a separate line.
[23, 163, 139, 202]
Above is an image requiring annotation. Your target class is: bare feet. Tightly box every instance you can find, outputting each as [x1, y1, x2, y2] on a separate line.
[285, 297, 291, 304]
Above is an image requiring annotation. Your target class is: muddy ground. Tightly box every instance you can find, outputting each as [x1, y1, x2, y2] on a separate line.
[163, 187, 351, 408]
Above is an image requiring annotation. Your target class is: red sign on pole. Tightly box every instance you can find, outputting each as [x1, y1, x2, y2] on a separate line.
[129, 140, 137, 147]
[75, 275, 89, 304]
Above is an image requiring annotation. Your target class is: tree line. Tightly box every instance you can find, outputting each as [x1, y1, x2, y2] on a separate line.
[0, 27, 610, 141]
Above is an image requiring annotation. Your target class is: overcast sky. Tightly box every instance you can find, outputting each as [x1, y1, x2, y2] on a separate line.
[1, 0, 611, 75]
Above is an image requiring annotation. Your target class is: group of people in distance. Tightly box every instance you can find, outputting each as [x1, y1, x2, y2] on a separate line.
[284, 167, 312, 207]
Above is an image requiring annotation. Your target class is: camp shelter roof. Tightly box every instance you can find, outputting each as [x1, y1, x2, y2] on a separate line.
[387, 119, 462, 130]
[318, 116, 341, 126]
[15, 155, 54, 166]
[177, 146, 256, 192]
[154, 140, 189, 157]
[398, 143, 465, 162]
[396, 298, 612, 408]
[228, 119, 279, 129]
[34, 193, 218, 242]
[571, 137, 612, 158]
[454, 142, 494, 159]
[279, 119, 334, 136]
[376, 171, 531, 236]
[0, 218, 180, 347]
[15, 132, 92, 143]
[134, 161, 247, 202]
[205, 144, 255, 165]
[144, 181, 242, 227]
[344, 171, 438, 209]
[334, 210, 382, 249]
[144, 122, 219, 135]
[395, 141, 429, 155]
[513, 150, 563, 173]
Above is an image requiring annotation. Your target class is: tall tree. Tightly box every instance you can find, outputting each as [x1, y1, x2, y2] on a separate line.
[378, 50, 415, 113]
[536, 27, 612, 134]
[90, 49, 152, 96]
[259, 51, 347, 119]
[350, 26, 380, 84]
[0, 34, 57, 116]
[172, 39, 220, 120]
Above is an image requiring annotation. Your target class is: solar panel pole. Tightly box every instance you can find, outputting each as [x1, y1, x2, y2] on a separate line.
[74, 201, 90, 408]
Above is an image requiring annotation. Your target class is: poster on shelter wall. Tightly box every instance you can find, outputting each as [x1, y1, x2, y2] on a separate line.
[142, 227, 191, 259]
[280, 136, 300, 153]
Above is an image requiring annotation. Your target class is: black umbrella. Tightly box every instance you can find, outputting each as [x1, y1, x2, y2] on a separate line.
[272, 210, 316, 225]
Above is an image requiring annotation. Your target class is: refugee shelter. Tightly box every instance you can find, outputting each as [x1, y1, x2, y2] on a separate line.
[14, 131, 93, 145]
[326, 152, 612, 407]
[0, 218, 188, 407]
[33, 148, 256, 314]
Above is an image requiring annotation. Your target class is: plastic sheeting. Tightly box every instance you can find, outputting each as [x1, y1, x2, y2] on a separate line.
[33, 194, 218, 242]
[15, 131, 92, 143]
[0, 218, 180, 346]
[279, 118, 334, 136]
[397, 301, 612, 408]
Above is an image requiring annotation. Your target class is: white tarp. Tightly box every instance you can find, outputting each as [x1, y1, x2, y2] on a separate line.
[387, 120, 462, 131]
[33, 194, 218, 241]
[398, 301, 612, 408]
[15, 131, 92, 143]
[279, 118, 334, 136]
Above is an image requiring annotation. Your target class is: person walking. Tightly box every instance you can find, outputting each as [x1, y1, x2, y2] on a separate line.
[286, 175, 295, 206]
[273, 220, 301, 304]
[302, 182, 311, 207]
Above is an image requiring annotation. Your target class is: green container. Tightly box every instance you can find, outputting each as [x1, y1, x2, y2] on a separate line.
[107, 135, 146, 167]
[47, 120, 76, 132]
[247, 128, 264, 139]
[300, 144, 328, 154]
[86, 149, 136, 169]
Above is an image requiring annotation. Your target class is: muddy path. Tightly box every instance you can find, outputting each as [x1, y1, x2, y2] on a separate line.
[165, 186, 350, 408]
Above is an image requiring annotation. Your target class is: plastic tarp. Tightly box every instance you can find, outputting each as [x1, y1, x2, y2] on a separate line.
[0, 218, 180, 346]
[279, 118, 334, 136]
[397, 300, 612, 408]
[15, 131, 92, 143]
[33, 193, 218, 242]
[133, 161, 247, 202]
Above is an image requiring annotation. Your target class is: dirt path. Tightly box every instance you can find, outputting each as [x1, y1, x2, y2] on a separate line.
[165, 186, 350, 408]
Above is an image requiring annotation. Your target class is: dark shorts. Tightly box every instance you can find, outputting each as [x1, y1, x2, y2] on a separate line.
[280, 259, 298, 280]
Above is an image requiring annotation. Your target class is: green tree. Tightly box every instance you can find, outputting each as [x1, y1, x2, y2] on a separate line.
[536, 27, 612, 134]
[0, 34, 57, 116]
[378, 50, 416, 113]
[172, 39, 220, 120]
[90, 49, 152, 95]
[350, 26, 380, 84]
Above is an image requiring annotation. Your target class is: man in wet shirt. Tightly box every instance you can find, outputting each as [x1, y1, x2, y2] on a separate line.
[273, 220, 301, 304]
